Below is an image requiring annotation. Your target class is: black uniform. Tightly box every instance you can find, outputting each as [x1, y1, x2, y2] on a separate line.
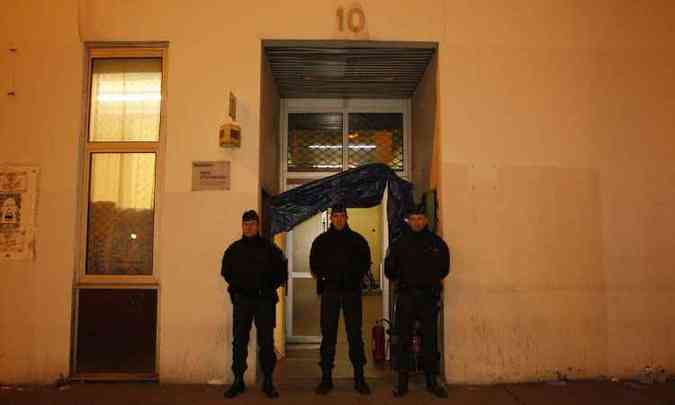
[310, 225, 371, 372]
[221, 235, 288, 377]
[385, 228, 450, 375]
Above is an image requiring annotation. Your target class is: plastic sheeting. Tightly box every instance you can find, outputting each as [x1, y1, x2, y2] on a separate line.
[268, 164, 414, 243]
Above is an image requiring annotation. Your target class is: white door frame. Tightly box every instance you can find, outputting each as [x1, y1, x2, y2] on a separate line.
[280, 98, 410, 343]
[285, 207, 327, 344]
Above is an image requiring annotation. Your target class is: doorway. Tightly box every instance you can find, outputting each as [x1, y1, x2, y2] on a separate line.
[280, 102, 409, 379]
[283, 204, 388, 379]
[260, 39, 439, 381]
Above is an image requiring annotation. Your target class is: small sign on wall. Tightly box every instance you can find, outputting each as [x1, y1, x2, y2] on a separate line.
[192, 161, 230, 191]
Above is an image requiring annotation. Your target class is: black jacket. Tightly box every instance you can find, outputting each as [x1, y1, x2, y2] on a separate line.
[221, 235, 288, 302]
[310, 225, 371, 293]
[384, 228, 450, 292]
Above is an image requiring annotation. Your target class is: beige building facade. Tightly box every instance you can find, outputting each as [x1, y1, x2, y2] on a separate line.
[1, 0, 674, 385]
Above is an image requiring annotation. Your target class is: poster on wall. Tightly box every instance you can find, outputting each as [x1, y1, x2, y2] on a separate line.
[0, 166, 39, 261]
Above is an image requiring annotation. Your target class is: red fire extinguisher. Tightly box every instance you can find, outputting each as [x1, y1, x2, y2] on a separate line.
[372, 319, 389, 363]
[411, 320, 423, 353]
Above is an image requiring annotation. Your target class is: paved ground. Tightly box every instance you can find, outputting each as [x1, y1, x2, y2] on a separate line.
[1, 379, 674, 405]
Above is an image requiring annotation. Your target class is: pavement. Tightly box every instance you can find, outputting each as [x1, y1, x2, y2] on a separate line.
[1, 379, 674, 405]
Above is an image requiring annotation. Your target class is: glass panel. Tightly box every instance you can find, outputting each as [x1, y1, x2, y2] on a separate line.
[89, 58, 162, 142]
[292, 278, 322, 337]
[288, 113, 343, 172]
[348, 113, 404, 170]
[86, 153, 156, 275]
[291, 212, 325, 274]
[291, 212, 325, 337]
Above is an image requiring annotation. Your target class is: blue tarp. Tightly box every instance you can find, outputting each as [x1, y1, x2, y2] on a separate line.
[268, 164, 415, 243]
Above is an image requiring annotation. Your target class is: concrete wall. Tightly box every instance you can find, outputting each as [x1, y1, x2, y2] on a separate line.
[1, 0, 674, 385]
[0, 0, 82, 383]
[412, 53, 438, 201]
[259, 53, 281, 196]
[439, 1, 675, 383]
[259, 53, 284, 357]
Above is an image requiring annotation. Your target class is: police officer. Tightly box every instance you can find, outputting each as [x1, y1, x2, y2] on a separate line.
[384, 205, 450, 398]
[310, 203, 371, 395]
[221, 210, 288, 399]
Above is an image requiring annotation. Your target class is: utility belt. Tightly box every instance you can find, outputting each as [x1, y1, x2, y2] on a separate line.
[396, 282, 442, 298]
[229, 286, 277, 301]
[316, 277, 361, 294]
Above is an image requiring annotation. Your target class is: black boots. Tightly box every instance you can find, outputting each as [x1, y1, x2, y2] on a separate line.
[315, 370, 334, 395]
[262, 373, 279, 399]
[224, 373, 280, 399]
[315, 368, 370, 395]
[425, 373, 448, 398]
[393, 371, 409, 397]
[392, 371, 447, 398]
[223, 374, 246, 399]
[354, 367, 371, 395]
[316, 368, 370, 395]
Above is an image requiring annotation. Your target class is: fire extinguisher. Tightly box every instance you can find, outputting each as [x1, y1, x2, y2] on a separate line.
[372, 319, 389, 363]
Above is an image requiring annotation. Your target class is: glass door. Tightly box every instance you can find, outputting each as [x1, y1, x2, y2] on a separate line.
[282, 100, 408, 345]
[286, 211, 328, 343]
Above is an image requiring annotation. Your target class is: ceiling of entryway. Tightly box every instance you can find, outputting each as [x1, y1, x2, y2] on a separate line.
[263, 40, 437, 99]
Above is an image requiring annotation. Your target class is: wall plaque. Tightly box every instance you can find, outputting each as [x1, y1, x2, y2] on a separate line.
[191, 161, 230, 191]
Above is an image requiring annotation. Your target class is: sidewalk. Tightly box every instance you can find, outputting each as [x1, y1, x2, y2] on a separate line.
[1, 379, 674, 405]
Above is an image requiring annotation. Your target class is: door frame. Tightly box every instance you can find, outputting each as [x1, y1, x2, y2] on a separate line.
[71, 42, 168, 380]
[280, 98, 410, 344]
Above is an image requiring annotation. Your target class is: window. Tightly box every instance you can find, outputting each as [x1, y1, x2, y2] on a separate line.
[89, 58, 162, 142]
[86, 153, 156, 275]
[81, 48, 165, 277]
[284, 101, 408, 176]
[347, 113, 403, 170]
[287, 113, 343, 172]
